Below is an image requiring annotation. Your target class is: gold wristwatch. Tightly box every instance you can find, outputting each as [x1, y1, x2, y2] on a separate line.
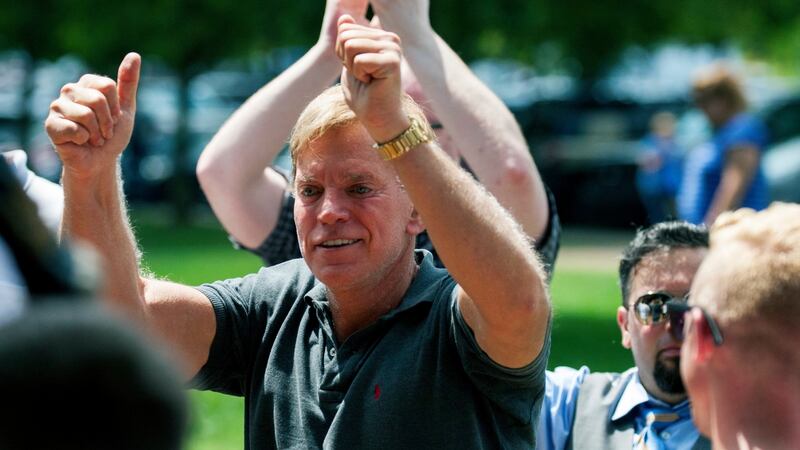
[373, 118, 432, 161]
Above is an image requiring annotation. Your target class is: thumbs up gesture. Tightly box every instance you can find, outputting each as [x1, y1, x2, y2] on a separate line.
[46, 53, 141, 179]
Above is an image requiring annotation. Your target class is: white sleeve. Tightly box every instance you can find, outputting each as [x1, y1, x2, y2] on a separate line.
[3, 150, 64, 234]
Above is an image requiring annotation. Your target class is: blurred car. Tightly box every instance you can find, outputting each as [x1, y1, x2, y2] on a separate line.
[763, 137, 800, 203]
[521, 97, 688, 227]
[758, 95, 800, 203]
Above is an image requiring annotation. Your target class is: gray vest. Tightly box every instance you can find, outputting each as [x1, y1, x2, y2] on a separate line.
[565, 369, 711, 450]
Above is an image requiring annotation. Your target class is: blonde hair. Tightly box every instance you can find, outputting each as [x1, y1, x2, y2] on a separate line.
[692, 203, 800, 333]
[288, 85, 433, 176]
[692, 64, 748, 112]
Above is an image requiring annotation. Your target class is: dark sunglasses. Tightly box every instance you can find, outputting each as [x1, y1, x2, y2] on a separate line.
[631, 291, 688, 326]
[631, 291, 701, 343]
[664, 302, 725, 346]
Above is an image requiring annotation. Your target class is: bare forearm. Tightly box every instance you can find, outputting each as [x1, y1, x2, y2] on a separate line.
[338, 11, 548, 366]
[706, 170, 748, 224]
[400, 33, 549, 240]
[392, 144, 547, 320]
[62, 165, 145, 319]
[705, 149, 759, 225]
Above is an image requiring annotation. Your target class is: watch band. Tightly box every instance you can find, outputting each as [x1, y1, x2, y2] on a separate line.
[373, 118, 432, 161]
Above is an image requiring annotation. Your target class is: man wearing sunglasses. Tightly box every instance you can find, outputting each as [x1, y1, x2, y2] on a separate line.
[681, 203, 800, 450]
[538, 221, 711, 450]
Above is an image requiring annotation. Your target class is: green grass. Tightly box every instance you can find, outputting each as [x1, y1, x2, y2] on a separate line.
[132, 209, 631, 450]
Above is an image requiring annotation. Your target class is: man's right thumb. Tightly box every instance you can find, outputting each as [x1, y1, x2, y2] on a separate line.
[117, 52, 141, 113]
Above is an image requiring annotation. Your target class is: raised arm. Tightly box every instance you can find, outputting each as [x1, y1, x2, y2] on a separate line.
[370, 0, 549, 242]
[337, 17, 550, 368]
[196, 0, 367, 249]
[703, 145, 759, 225]
[46, 54, 215, 378]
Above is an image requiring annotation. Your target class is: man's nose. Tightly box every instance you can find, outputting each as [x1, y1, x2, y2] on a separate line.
[317, 191, 350, 224]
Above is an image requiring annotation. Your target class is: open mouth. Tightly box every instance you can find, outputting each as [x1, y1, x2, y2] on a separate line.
[319, 239, 361, 249]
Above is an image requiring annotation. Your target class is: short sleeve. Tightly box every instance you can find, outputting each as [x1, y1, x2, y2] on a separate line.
[723, 115, 768, 154]
[536, 186, 561, 281]
[190, 271, 275, 395]
[450, 289, 551, 426]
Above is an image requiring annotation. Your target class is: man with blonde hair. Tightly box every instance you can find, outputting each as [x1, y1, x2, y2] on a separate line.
[46, 14, 551, 449]
[680, 203, 800, 450]
[196, 0, 558, 274]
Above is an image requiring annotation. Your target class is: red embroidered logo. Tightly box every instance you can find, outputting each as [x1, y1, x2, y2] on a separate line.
[374, 384, 381, 400]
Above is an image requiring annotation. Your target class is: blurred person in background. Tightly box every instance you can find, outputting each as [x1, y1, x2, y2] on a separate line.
[538, 221, 711, 450]
[0, 154, 66, 323]
[678, 65, 769, 225]
[0, 302, 189, 450]
[0, 157, 188, 450]
[2, 150, 63, 233]
[196, 0, 559, 275]
[636, 111, 683, 224]
[680, 203, 800, 450]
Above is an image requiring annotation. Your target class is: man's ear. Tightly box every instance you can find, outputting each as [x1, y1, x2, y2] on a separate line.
[690, 308, 715, 362]
[406, 207, 425, 235]
[617, 306, 632, 349]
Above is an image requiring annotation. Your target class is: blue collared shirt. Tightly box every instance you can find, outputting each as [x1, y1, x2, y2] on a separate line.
[536, 366, 701, 450]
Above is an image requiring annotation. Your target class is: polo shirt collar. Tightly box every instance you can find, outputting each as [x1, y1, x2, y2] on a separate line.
[378, 249, 443, 320]
[303, 280, 328, 309]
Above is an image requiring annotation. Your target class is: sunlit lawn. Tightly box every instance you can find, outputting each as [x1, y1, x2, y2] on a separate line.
[133, 208, 631, 450]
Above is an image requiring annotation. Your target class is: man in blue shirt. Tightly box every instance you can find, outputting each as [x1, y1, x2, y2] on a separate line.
[538, 222, 711, 450]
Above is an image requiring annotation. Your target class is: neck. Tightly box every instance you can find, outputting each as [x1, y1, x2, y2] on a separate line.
[711, 374, 800, 450]
[326, 253, 418, 343]
[712, 109, 740, 129]
[650, 390, 687, 406]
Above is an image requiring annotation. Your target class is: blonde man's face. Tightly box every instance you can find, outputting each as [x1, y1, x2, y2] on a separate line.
[292, 125, 422, 291]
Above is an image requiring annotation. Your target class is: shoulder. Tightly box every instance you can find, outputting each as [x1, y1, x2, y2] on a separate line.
[198, 258, 316, 309]
[721, 113, 768, 148]
[575, 367, 635, 401]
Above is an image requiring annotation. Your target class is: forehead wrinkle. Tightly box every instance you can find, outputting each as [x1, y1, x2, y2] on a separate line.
[344, 172, 375, 183]
[631, 249, 702, 298]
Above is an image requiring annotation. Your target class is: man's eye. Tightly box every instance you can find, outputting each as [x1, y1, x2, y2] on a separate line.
[300, 186, 321, 197]
[351, 185, 371, 195]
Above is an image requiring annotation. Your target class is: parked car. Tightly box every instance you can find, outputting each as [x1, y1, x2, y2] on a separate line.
[520, 96, 689, 227]
[763, 137, 800, 203]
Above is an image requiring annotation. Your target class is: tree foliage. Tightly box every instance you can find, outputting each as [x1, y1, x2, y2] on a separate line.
[2, 0, 800, 78]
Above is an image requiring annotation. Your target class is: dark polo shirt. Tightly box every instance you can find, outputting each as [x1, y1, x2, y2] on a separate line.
[193, 250, 549, 449]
